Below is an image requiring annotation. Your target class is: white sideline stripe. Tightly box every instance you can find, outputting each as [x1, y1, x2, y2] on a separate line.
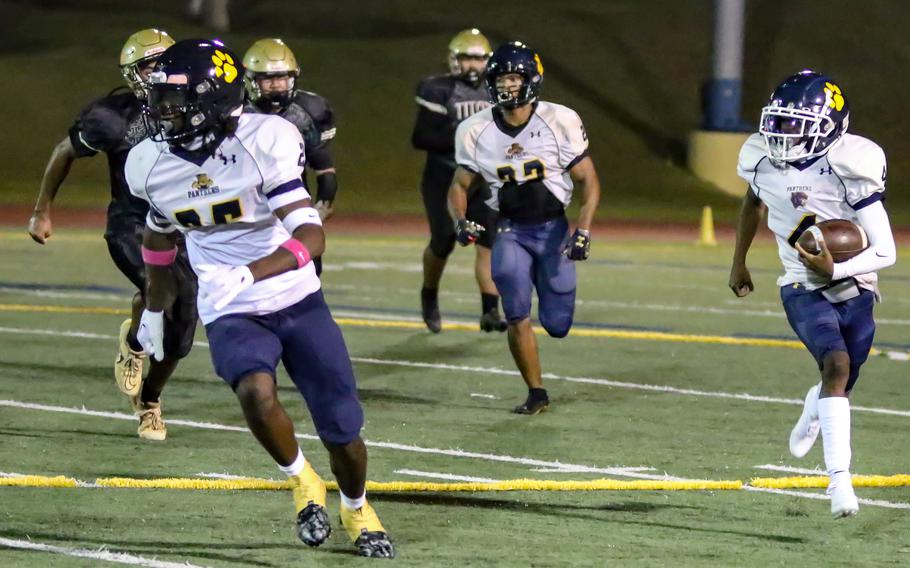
[744, 487, 910, 510]
[394, 469, 500, 483]
[0, 471, 26, 477]
[0, 399, 678, 480]
[0, 287, 129, 301]
[0, 536, 211, 568]
[754, 464, 825, 476]
[2, 325, 909, 418]
[470, 393, 498, 399]
[196, 472, 257, 480]
[531, 466, 656, 474]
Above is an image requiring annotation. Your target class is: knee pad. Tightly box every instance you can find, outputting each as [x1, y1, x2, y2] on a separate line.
[314, 395, 364, 446]
[429, 235, 455, 259]
[541, 315, 573, 338]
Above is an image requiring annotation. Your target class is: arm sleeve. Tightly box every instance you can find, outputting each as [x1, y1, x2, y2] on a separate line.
[411, 78, 457, 153]
[454, 119, 479, 173]
[556, 107, 590, 170]
[68, 101, 128, 157]
[830, 201, 896, 279]
[306, 144, 334, 171]
[256, 118, 312, 211]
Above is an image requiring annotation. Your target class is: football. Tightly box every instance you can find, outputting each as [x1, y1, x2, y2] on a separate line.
[796, 219, 868, 262]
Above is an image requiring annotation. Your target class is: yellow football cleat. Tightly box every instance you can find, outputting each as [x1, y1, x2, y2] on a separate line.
[131, 396, 167, 441]
[340, 501, 395, 558]
[114, 319, 145, 397]
[291, 462, 331, 547]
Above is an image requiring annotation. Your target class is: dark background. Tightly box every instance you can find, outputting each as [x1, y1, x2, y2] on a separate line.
[1, 0, 906, 224]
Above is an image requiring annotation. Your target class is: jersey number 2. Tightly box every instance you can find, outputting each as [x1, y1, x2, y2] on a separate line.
[174, 198, 243, 228]
[496, 159, 545, 183]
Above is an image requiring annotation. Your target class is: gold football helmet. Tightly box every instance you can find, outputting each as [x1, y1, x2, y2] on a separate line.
[243, 38, 300, 111]
[447, 28, 492, 79]
[119, 28, 174, 100]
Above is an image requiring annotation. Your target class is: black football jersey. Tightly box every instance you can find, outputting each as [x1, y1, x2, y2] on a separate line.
[411, 74, 492, 189]
[69, 89, 151, 228]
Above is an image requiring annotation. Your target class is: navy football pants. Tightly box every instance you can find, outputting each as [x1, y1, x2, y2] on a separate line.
[205, 290, 364, 445]
[492, 216, 576, 338]
[781, 284, 876, 392]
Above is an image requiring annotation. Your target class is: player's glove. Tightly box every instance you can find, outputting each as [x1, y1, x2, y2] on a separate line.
[137, 310, 165, 362]
[563, 228, 591, 261]
[197, 264, 255, 311]
[455, 218, 485, 246]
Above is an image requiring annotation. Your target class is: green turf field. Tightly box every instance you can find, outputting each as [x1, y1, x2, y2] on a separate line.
[1, 228, 909, 566]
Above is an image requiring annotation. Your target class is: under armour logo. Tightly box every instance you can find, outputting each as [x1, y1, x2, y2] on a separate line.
[218, 152, 236, 165]
[819, 166, 833, 175]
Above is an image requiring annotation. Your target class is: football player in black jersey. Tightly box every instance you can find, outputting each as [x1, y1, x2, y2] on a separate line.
[27, 29, 198, 441]
[242, 38, 337, 276]
[412, 29, 507, 333]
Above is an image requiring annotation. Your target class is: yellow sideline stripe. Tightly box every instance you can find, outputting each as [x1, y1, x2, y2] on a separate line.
[0, 303, 883, 354]
[5, 474, 740, 492]
[750, 474, 910, 489]
[0, 475, 80, 488]
[6, 474, 910, 492]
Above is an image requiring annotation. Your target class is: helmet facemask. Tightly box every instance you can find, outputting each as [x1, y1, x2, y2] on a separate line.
[449, 54, 489, 87]
[245, 71, 297, 113]
[759, 105, 845, 163]
[144, 72, 238, 152]
[490, 72, 534, 110]
[121, 56, 161, 101]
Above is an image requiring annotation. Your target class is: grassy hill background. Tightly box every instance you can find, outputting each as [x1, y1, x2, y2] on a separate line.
[1, 0, 908, 225]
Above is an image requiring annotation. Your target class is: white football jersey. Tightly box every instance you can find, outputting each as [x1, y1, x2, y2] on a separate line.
[126, 113, 320, 324]
[455, 101, 589, 212]
[737, 132, 887, 290]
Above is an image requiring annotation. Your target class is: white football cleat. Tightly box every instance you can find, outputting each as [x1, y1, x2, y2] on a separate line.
[828, 473, 859, 519]
[789, 383, 821, 458]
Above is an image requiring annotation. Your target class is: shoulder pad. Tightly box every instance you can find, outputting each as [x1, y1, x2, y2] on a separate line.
[737, 133, 767, 175]
[827, 133, 887, 181]
[293, 90, 335, 127]
[416, 74, 456, 102]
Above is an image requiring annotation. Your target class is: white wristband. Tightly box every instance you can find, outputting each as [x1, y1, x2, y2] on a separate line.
[281, 207, 322, 235]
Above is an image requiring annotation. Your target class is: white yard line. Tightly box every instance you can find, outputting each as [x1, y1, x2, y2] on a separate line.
[469, 393, 499, 399]
[754, 464, 826, 476]
[531, 466, 656, 474]
[3, 399, 910, 511]
[1, 325, 909, 417]
[744, 487, 910, 511]
[394, 469, 500, 483]
[0, 537, 212, 568]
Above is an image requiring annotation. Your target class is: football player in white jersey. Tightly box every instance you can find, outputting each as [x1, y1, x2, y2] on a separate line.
[126, 40, 393, 557]
[448, 42, 601, 414]
[729, 71, 896, 518]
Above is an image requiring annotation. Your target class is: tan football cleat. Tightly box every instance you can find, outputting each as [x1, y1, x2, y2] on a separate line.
[114, 319, 145, 397]
[131, 396, 167, 441]
[340, 501, 395, 558]
[291, 462, 331, 547]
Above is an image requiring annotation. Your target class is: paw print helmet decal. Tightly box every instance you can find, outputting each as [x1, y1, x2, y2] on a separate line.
[759, 70, 850, 163]
[143, 39, 246, 147]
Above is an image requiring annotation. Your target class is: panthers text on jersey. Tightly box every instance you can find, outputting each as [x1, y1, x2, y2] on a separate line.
[125, 113, 320, 324]
[69, 88, 153, 230]
[412, 74, 492, 189]
[737, 132, 887, 290]
[455, 101, 589, 223]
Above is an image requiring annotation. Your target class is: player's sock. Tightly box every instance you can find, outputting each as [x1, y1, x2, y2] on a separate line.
[278, 448, 306, 477]
[339, 489, 366, 511]
[481, 293, 498, 314]
[818, 396, 851, 476]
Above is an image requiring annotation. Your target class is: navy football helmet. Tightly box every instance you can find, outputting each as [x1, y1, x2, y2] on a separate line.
[144, 39, 245, 147]
[484, 42, 544, 109]
[759, 70, 850, 163]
